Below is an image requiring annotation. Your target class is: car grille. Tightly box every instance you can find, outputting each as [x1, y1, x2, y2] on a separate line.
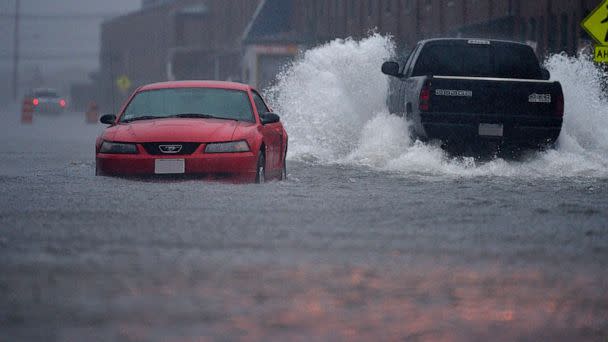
[142, 143, 200, 155]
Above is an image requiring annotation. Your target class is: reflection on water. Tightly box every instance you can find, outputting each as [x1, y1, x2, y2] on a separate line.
[109, 264, 606, 341]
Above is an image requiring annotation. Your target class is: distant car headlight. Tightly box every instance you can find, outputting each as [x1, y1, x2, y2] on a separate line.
[99, 141, 138, 154]
[205, 141, 250, 153]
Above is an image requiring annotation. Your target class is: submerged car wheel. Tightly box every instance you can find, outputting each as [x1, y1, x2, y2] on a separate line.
[280, 142, 288, 181]
[255, 152, 265, 184]
[281, 159, 287, 181]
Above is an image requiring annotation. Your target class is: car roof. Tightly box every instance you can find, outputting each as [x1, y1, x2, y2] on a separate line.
[31, 88, 59, 94]
[138, 80, 253, 92]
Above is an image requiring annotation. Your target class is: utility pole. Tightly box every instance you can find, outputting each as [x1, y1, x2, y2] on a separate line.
[12, 0, 20, 101]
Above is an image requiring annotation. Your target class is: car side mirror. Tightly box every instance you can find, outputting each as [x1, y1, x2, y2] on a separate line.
[382, 61, 403, 78]
[540, 68, 551, 80]
[260, 112, 280, 125]
[100, 114, 116, 125]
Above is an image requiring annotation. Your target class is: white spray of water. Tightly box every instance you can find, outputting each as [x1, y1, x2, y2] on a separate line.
[266, 34, 395, 163]
[267, 34, 608, 178]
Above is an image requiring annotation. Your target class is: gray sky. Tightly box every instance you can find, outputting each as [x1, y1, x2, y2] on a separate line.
[0, 0, 140, 99]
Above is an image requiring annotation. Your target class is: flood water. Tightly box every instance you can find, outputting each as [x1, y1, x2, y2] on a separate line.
[1, 35, 607, 341]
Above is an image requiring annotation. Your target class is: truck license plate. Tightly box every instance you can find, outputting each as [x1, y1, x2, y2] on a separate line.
[154, 159, 185, 174]
[479, 123, 503, 137]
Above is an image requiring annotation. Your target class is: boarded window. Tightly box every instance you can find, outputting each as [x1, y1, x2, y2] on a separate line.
[561, 13, 569, 54]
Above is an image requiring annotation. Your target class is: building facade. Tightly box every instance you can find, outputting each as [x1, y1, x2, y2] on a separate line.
[241, 0, 597, 89]
[287, 0, 597, 55]
[97, 0, 599, 109]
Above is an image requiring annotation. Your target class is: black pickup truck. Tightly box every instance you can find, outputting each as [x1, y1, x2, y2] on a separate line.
[382, 38, 564, 155]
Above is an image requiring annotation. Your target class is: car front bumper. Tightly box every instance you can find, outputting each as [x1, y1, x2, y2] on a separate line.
[34, 103, 64, 113]
[96, 151, 258, 182]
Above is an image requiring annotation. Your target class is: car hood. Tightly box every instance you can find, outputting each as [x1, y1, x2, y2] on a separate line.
[103, 118, 248, 143]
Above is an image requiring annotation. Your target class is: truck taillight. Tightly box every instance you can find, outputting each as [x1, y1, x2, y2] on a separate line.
[32, 98, 39, 106]
[554, 92, 564, 117]
[59, 99, 66, 108]
[419, 80, 431, 112]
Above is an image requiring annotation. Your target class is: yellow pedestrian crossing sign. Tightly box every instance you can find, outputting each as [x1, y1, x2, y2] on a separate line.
[116, 75, 132, 93]
[595, 46, 608, 63]
[581, 0, 608, 45]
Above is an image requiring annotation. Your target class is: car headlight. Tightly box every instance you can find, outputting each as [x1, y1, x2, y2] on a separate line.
[100, 141, 138, 154]
[204, 141, 250, 153]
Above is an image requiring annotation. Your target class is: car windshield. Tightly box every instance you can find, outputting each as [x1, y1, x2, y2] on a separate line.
[120, 88, 254, 123]
[413, 42, 542, 79]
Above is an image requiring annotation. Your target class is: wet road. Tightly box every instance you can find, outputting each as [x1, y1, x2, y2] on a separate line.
[1, 111, 607, 341]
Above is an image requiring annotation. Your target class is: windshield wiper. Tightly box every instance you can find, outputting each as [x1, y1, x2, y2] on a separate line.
[171, 113, 238, 121]
[121, 115, 164, 123]
[122, 114, 239, 122]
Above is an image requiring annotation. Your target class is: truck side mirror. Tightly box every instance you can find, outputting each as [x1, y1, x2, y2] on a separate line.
[381, 61, 403, 78]
[540, 68, 551, 80]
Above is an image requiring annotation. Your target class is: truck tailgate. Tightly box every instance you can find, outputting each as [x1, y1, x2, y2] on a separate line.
[429, 76, 562, 117]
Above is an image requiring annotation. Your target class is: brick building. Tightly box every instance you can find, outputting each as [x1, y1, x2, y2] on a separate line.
[242, 0, 597, 89]
[286, 0, 597, 55]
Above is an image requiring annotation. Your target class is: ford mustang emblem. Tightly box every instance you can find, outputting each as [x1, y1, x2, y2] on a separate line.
[159, 145, 183, 154]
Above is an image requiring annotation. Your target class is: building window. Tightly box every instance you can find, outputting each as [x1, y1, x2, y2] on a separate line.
[529, 18, 537, 42]
[572, 12, 579, 53]
[580, 9, 590, 39]
[317, 0, 323, 19]
[368, 0, 373, 17]
[560, 13, 569, 53]
[385, 0, 392, 14]
[335, 0, 341, 18]
[404, 0, 412, 13]
[548, 14, 557, 52]
[424, 0, 432, 12]
[539, 16, 545, 53]
[519, 20, 527, 42]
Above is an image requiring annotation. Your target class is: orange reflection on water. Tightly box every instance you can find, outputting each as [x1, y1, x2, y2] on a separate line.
[111, 263, 607, 341]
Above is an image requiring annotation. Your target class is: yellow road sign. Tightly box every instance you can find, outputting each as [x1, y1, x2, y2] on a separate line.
[581, 0, 608, 45]
[116, 75, 132, 93]
[594, 46, 608, 62]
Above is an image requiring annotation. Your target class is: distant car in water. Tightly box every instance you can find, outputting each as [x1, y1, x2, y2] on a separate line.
[95, 81, 288, 183]
[25, 88, 67, 113]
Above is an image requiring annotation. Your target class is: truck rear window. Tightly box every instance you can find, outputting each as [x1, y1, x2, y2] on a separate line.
[412, 43, 542, 79]
[33, 90, 59, 98]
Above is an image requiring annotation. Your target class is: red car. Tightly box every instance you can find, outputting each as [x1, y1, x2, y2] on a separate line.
[96, 81, 288, 183]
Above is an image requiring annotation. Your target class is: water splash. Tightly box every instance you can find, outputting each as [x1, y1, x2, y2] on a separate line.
[266, 33, 395, 163]
[267, 35, 608, 178]
[546, 53, 608, 153]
